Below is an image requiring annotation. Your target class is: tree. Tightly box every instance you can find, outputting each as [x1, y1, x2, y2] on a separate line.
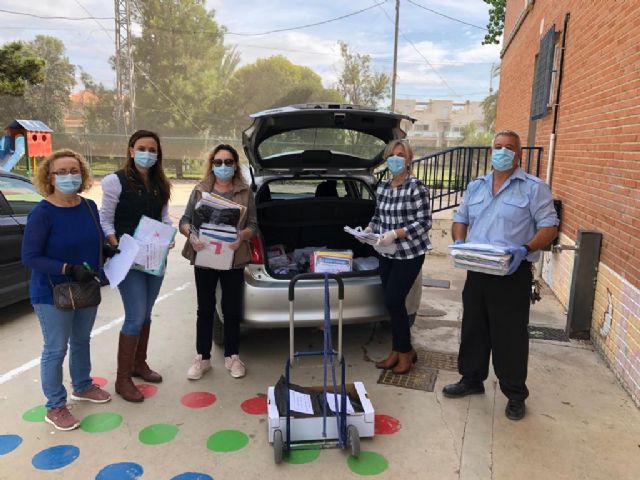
[0, 42, 44, 96]
[215, 55, 343, 135]
[336, 41, 389, 107]
[79, 71, 118, 133]
[0, 36, 75, 131]
[132, 0, 240, 135]
[460, 121, 492, 146]
[481, 91, 497, 131]
[482, 0, 506, 45]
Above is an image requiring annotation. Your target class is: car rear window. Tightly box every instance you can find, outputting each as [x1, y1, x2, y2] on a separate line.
[259, 128, 385, 160]
[262, 179, 374, 201]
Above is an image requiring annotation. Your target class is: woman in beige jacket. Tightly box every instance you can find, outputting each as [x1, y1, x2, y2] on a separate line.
[179, 144, 257, 380]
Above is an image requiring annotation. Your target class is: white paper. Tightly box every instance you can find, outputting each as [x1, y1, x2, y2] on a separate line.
[133, 216, 176, 271]
[325, 393, 355, 415]
[448, 242, 509, 254]
[103, 234, 140, 288]
[134, 241, 170, 270]
[289, 390, 314, 415]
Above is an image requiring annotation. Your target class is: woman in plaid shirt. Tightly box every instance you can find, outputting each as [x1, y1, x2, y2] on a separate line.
[364, 139, 431, 374]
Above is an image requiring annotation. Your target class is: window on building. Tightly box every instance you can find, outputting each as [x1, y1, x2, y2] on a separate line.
[415, 124, 430, 131]
[531, 25, 556, 120]
[547, 42, 561, 108]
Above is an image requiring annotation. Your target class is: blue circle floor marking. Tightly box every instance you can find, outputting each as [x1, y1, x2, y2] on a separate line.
[96, 462, 144, 479]
[32, 445, 80, 470]
[171, 473, 213, 480]
[0, 435, 22, 455]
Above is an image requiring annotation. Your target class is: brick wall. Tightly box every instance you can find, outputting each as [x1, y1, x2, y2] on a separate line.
[498, 0, 640, 405]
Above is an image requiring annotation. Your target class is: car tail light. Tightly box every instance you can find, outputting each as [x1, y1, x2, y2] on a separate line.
[250, 233, 265, 264]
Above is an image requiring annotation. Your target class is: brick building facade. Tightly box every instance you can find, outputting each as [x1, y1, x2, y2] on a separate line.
[496, 0, 640, 404]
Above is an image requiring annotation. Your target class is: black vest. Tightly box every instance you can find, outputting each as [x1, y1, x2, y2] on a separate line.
[113, 169, 164, 238]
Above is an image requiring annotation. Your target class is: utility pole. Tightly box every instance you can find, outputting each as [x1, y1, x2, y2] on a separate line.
[114, 0, 135, 134]
[391, 0, 400, 112]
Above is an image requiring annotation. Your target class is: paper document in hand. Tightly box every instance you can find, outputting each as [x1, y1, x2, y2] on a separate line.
[289, 390, 314, 415]
[134, 241, 170, 270]
[133, 216, 177, 275]
[195, 228, 237, 270]
[103, 234, 139, 288]
[448, 243, 511, 275]
[343, 226, 379, 245]
[448, 243, 509, 254]
[325, 392, 355, 414]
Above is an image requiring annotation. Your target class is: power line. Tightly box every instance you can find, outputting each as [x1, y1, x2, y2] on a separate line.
[223, 1, 388, 36]
[405, 0, 487, 31]
[0, 7, 113, 21]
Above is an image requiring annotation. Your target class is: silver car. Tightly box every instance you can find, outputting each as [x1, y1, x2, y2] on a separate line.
[212, 104, 421, 343]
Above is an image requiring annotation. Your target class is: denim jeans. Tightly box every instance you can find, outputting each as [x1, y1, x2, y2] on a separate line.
[33, 304, 98, 410]
[118, 269, 164, 336]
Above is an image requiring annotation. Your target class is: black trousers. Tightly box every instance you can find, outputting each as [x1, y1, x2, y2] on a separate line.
[378, 254, 425, 353]
[458, 261, 532, 401]
[194, 266, 244, 358]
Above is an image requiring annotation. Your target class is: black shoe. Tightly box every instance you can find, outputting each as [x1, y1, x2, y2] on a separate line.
[505, 400, 525, 420]
[442, 380, 485, 398]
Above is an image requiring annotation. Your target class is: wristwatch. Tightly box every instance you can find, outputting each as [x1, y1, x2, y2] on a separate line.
[523, 244, 532, 253]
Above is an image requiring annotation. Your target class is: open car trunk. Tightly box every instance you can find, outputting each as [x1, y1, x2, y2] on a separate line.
[256, 194, 380, 279]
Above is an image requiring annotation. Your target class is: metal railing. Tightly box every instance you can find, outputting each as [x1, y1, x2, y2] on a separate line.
[376, 146, 543, 213]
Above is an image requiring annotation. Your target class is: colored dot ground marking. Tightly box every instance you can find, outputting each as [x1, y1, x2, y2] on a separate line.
[347, 451, 389, 476]
[240, 396, 267, 415]
[92, 376, 108, 387]
[96, 462, 143, 480]
[0, 435, 22, 455]
[32, 445, 80, 471]
[171, 473, 213, 480]
[136, 384, 158, 398]
[80, 412, 123, 433]
[207, 430, 249, 452]
[139, 423, 178, 445]
[22, 404, 46, 422]
[283, 447, 321, 464]
[374, 414, 401, 435]
[181, 392, 217, 409]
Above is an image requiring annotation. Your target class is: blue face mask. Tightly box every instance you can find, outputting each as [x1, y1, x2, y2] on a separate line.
[386, 155, 406, 176]
[55, 174, 82, 194]
[491, 148, 516, 171]
[213, 165, 235, 181]
[133, 151, 158, 170]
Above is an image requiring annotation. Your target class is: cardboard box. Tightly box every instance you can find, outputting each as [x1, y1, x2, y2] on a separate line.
[267, 381, 374, 443]
[195, 229, 236, 270]
[311, 250, 353, 274]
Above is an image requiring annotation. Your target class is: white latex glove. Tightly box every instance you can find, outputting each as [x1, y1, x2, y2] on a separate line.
[189, 233, 206, 252]
[376, 230, 397, 247]
[356, 226, 374, 244]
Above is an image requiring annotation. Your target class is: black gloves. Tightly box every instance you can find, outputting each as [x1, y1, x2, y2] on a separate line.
[103, 243, 121, 259]
[63, 264, 98, 283]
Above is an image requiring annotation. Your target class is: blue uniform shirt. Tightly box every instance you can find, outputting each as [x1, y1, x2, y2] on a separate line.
[452, 168, 559, 262]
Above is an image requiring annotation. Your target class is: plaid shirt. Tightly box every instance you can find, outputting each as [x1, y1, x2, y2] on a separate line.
[369, 176, 432, 259]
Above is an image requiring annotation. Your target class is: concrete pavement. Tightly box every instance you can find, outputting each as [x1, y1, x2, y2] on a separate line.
[0, 185, 639, 479]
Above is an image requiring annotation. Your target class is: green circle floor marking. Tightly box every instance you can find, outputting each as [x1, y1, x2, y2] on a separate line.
[22, 405, 46, 422]
[347, 451, 389, 476]
[139, 423, 178, 445]
[206, 430, 249, 452]
[284, 447, 321, 464]
[80, 413, 123, 433]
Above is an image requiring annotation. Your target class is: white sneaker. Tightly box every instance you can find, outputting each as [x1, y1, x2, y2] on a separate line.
[224, 355, 246, 378]
[187, 355, 211, 380]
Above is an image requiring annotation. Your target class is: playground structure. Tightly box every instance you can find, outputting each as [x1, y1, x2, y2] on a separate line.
[0, 120, 53, 173]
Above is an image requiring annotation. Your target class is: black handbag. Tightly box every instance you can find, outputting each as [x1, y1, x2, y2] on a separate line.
[51, 199, 103, 310]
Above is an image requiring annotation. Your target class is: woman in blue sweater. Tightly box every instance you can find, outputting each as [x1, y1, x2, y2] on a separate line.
[22, 149, 111, 431]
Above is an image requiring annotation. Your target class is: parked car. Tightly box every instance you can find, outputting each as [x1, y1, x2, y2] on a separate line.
[212, 103, 422, 343]
[0, 171, 42, 308]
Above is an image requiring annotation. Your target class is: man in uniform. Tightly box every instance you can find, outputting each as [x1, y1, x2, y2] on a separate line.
[443, 130, 559, 420]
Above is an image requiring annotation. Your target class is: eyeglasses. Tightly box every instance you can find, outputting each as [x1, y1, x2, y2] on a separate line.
[212, 159, 235, 167]
[52, 169, 81, 176]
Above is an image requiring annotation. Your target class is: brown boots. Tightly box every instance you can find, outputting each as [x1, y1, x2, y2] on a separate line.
[132, 323, 162, 383]
[115, 333, 144, 403]
[375, 349, 417, 374]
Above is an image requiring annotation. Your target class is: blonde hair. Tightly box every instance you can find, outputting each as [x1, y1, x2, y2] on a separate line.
[34, 149, 93, 196]
[383, 139, 414, 175]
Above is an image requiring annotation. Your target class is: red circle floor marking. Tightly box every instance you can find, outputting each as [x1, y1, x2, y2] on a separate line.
[241, 396, 267, 415]
[375, 414, 401, 435]
[180, 392, 217, 409]
[136, 384, 158, 398]
[92, 377, 108, 387]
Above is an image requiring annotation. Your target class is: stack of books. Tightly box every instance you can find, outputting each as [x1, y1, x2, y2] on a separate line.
[449, 243, 512, 276]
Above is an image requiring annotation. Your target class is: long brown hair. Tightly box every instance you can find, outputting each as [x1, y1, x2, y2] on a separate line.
[201, 144, 246, 186]
[124, 129, 171, 204]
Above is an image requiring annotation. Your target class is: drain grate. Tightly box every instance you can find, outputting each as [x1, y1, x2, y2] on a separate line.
[419, 349, 458, 371]
[377, 364, 438, 392]
[528, 325, 569, 342]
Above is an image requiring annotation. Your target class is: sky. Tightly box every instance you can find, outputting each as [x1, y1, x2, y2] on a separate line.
[0, 0, 501, 103]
